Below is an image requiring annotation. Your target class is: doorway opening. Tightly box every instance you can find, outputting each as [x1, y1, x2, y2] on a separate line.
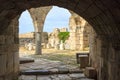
[18, 6, 93, 80]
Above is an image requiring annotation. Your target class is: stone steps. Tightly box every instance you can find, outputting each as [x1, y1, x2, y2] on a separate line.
[20, 69, 83, 75]
[19, 73, 95, 80]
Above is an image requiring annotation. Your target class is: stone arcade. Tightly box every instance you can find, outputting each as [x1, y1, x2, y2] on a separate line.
[69, 11, 91, 50]
[0, 0, 120, 80]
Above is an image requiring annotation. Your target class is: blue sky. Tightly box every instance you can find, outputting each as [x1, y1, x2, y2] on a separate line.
[19, 6, 71, 34]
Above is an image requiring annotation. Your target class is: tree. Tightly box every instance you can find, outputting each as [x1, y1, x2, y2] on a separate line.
[58, 32, 69, 43]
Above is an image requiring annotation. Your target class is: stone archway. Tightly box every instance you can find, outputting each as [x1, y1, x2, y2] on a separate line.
[0, 0, 120, 80]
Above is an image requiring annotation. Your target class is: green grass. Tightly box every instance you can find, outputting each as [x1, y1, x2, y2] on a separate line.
[20, 48, 89, 67]
[29, 50, 79, 66]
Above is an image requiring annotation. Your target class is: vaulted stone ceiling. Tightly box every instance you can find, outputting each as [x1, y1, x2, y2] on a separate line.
[0, 0, 120, 43]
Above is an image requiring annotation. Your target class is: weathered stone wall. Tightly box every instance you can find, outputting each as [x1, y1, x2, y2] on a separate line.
[0, 0, 120, 80]
[60, 28, 68, 32]
[89, 28, 120, 80]
[69, 11, 91, 50]
[0, 16, 19, 80]
[48, 28, 60, 48]
[47, 28, 69, 49]
[19, 32, 35, 38]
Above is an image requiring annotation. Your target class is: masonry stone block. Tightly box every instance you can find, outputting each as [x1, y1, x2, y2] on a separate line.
[13, 52, 19, 74]
[5, 36, 14, 44]
[0, 54, 6, 76]
[0, 77, 4, 80]
[6, 52, 14, 74]
[0, 36, 5, 44]
[84, 67, 97, 79]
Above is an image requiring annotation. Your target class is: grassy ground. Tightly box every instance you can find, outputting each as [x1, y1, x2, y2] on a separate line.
[19, 47, 89, 66]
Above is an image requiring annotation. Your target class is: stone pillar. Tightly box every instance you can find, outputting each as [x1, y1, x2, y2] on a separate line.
[69, 11, 90, 50]
[35, 32, 42, 55]
[29, 6, 52, 55]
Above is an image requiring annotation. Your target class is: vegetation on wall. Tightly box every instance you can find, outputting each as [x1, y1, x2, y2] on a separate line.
[58, 32, 69, 43]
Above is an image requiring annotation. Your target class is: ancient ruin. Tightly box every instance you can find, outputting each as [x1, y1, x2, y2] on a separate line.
[46, 11, 91, 51]
[29, 6, 52, 54]
[0, 0, 120, 80]
[47, 28, 68, 49]
[19, 32, 48, 50]
[69, 11, 91, 50]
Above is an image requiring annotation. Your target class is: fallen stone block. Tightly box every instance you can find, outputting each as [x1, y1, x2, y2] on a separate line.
[84, 67, 97, 79]
[20, 70, 50, 75]
[19, 58, 34, 64]
[58, 67, 69, 74]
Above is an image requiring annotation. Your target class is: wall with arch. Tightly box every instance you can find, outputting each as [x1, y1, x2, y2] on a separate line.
[0, 0, 120, 80]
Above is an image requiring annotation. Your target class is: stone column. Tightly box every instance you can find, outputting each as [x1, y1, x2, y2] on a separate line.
[35, 32, 42, 55]
[29, 6, 52, 55]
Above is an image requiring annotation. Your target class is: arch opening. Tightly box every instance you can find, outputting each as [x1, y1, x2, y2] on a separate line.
[18, 6, 93, 80]
[17, 3, 120, 80]
[19, 10, 34, 34]
[0, 1, 120, 80]
[19, 10, 35, 57]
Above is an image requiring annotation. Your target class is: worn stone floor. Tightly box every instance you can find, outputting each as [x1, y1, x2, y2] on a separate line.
[20, 58, 78, 71]
[19, 58, 94, 80]
[19, 73, 94, 80]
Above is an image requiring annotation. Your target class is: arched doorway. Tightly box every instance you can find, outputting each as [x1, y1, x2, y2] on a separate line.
[19, 6, 92, 80]
[0, 0, 119, 80]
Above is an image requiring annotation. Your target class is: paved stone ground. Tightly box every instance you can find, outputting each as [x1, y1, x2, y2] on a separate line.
[19, 73, 94, 80]
[19, 58, 94, 80]
[20, 58, 78, 72]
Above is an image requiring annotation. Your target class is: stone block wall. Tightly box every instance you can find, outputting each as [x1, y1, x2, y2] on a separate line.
[89, 28, 120, 80]
[0, 17, 19, 80]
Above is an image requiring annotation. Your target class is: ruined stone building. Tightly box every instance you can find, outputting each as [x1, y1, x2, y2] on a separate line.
[60, 27, 68, 32]
[47, 14, 91, 50]
[47, 28, 68, 49]
[19, 32, 48, 47]
[69, 11, 91, 50]
[0, 0, 120, 80]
